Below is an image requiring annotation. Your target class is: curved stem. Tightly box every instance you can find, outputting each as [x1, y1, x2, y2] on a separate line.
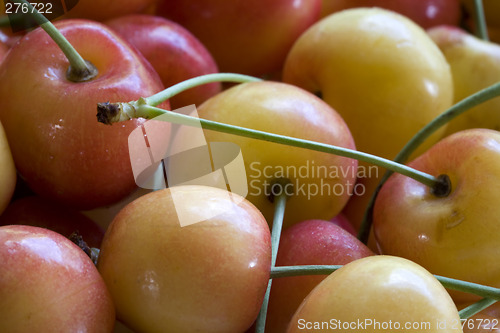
[144, 73, 262, 107]
[270, 265, 500, 301]
[98, 102, 440, 190]
[473, 0, 489, 41]
[357, 81, 500, 243]
[12, 0, 97, 82]
[255, 186, 288, 333]
[459, 298, 497, 319]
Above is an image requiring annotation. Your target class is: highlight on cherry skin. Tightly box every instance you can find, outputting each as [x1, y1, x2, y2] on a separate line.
[282, 7, 454, 233]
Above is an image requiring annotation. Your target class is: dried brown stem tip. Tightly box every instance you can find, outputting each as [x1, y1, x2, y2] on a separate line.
[69, 231, 91, 258]
[97, 102, 121, 125]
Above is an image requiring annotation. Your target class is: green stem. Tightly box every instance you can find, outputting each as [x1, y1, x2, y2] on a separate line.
[144, 73, 262, 107]
[357, 81, 500, 243]
[270, 265, 500, 301]
[271, 265, 342, 278]
[97, 102, 441, 190]
[473, 0, 489, 41]
[255, 186, 288, 333]
[459, 298, 497, 319]
[12, 0, 97, 82]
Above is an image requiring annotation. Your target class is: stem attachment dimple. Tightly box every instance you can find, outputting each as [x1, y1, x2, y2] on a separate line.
[268, 178, 293, 203]
[66, 60, 98, 83]
[431, 174, 452, 198]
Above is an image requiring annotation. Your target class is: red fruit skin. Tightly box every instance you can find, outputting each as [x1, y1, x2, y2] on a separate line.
[320, 0, 461, 29]
[0, 19, 169, 210]
[106, 14, 221, 110]
[0, 225, 115, 332]
[0, 196, 105, 248]
[266, 219, 374, 332]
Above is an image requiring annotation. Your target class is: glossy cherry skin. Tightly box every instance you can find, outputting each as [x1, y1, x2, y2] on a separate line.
[97, 185, 271, 333]
[320, 0, 461, 29]
[283, 7, 453, 233]
[267, 219, 373, 332]
[0, 121, 16, 215]
[0, 225, 115, 332]
[427, 26, 500, 135]
[0, 41, 8, 63]
[62, 0, 157, 21]
[186, 81, 357, 228]
[374, 129, 500, 302]
[0, 19, 168, 210]
[106, 14, 221, 110]
[155, 0, 322, 76]
[287, 256, 461, 333]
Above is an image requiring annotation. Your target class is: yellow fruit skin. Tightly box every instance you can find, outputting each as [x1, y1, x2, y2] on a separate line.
[283, 7, 454, 231]
[287, 256, 462, 333]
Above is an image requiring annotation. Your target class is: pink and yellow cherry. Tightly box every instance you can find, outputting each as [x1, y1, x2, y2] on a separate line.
[373, 129, 500, 303]
[320, 0, 461, 29]
[427, 25, 500, 134]
[0, 19, 169, 210]
[97, 185, 272, 333]
[155, 0, 322, 77]
[0, 225, 115, 332]
[181, 81, 357, 228]
[267, 219, 374, 333]
[287, 255, 462, 333]
[0, 121, 15, 215]
[283, 7, 453, 228]
[0, 196, 104, 248]
[105, 14, 221, 110]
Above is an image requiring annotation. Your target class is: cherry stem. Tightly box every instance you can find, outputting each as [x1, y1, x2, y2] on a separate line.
[270, 265, 500, 313]
[255, 183, 288, 333]
[459, 298, 497, 320]
[144, 73, 262, 107]
[12, 0, 97, 82]
[357, 80, 500, 243]
[473, 0, 489, 41]
[97, 103, 439, 189]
